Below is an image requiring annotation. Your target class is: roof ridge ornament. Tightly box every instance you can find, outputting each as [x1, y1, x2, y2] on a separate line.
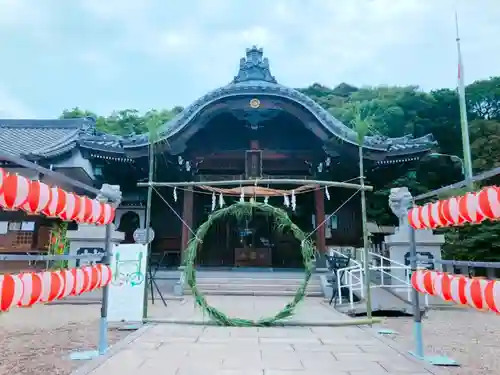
[232, 46, 277, 84]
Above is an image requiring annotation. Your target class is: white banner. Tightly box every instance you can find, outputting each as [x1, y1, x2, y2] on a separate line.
[107, 243, 147, 323]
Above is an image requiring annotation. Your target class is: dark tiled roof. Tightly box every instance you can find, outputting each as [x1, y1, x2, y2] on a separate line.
[120, 46, 436, 154]
[0, 118, 94, 159]
[0, 47, 437, 161]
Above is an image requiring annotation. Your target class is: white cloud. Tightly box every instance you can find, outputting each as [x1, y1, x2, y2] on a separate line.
[0, 0, 55, 42]
[0, 88, 35, 118]
[0, 0, 498, 116]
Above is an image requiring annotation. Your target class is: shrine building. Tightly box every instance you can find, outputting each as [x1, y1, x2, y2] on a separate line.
[0, 46, 436, 269]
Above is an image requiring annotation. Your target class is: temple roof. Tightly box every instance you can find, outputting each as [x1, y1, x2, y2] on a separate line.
[0, 118, 95, 159]
[119, 46, 436, 154]
[0, 46, 437, 162]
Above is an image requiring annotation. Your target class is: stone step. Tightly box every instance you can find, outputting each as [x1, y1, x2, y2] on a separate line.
[192, 283, 322, 292]
[183, 289, 324, 297]
[193, 277, 319, 285]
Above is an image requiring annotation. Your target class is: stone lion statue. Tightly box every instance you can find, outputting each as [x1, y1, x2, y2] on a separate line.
[97, 184, 122, 207]
[388, 187, 413, 228]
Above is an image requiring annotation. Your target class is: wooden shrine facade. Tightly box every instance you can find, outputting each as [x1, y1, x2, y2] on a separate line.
[0, 46, 437, 269]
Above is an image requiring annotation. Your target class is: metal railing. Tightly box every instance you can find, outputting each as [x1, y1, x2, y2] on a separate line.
[328, 248, 364, 308]
[336, 249, 429, 309]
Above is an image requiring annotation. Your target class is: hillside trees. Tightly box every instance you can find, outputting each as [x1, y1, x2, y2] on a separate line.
[61, 76, 500, 259]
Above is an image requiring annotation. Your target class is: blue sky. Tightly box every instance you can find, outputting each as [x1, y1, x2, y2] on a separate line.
[0, 0, 498, 118]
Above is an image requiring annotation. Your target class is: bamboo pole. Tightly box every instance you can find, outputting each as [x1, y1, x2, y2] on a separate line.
[137, 178, 373, 191]
[143, 317, 383, 327]
[359, 145, 373, 325]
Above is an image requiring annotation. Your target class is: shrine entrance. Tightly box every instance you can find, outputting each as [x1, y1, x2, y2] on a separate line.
[197, 208, 304, 269]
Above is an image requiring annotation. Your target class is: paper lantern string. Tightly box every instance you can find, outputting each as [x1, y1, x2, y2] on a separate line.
[408, 185, 500, 229]
[325, 186, 330, 200]
[211, 192, 216, 212]
[173, 187, 177, 202]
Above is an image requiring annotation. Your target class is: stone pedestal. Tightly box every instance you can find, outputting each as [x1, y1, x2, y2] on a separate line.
[385, 227, 444, 285]
[67, 224, 124, 268]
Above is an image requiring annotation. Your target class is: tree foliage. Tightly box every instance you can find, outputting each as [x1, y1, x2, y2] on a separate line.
[63, 76, 500, 260]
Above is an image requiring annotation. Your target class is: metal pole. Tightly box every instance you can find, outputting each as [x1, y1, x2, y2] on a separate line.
[409, 226, 424, 358]
[142, 141, 155, 320]
[455, 13, 474, 190]
[359, 145, 372, 323]
[414, 165, 500, 201]
[0, 254, 104, 261]
[414, 258, 500, 269]
[137, 178, 373, 191]
[98, 223, 112, 355]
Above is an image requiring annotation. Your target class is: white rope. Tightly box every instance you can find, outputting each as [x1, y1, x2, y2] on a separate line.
[304, 188, 361, 241]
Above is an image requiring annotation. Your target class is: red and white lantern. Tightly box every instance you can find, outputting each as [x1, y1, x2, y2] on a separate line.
[432, 272, 453, 302]
[0, 167, 6, 195]
[41, 187, 68, 217]
[18, 272, 43, 307]
[80, 266, 94, 294]
[0, 173, 31, 210]
[418, 204, 432, 229]
[477, 186, 500, 221]
[58, 268, 76, 299]
[77, 196, 93, 224]
[458, 192, 484, 224]
[449, 275, 468, 306]
[22, 180, 52, 214]
[39, 271, 64, 303]
[411, 270, 426, 293]
[484, 280, 500, 314]
[87, 265, 102, 292]
[97, 264, 112, 287]
[98, 203, 115, 225]
[440, 197, 462, 226]
[89, 199, 103, 225]
[465, 277, 489, 310]
[73, 267, 90, 295]
[408, 207, 423, 229]
[429, 201, 445, 227]
[59, 192, 81, 222]
[411, 270, 435, 295]
[0, 273, 24, 311]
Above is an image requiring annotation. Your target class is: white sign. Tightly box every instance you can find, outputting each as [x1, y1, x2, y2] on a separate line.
[133, 228, 155, 244]
[107, 243, 147, 323]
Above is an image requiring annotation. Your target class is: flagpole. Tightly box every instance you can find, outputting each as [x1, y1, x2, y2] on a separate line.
[455, 12, 474, 189]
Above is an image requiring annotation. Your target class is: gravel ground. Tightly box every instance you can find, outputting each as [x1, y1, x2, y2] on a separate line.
[380, 308, 500, 375]
[3, 302, 498, 375]
[0, 305, 129, 375]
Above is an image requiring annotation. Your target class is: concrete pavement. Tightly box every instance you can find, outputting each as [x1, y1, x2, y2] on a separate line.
[77, 297, 435, 375]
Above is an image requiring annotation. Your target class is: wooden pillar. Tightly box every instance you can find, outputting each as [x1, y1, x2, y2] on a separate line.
[181, 187, 194, 253]
[314, 188, 326, 252]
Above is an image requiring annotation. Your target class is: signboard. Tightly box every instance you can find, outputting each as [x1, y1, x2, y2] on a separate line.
[107, 243, 147, 323]
[133, 228, 155, 244]
[75, 247, 104, 267]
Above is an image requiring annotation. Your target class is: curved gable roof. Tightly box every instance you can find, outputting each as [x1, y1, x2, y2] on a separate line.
[121, 46, 435, 154]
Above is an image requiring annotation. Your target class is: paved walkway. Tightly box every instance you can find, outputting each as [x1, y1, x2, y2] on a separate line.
[81, 297, 435, 375]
